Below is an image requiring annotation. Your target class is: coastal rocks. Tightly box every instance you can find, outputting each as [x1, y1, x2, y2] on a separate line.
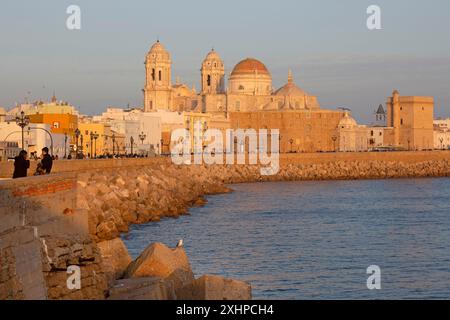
[125, 243, 194, 295]
[97, 238, 132, 285]
[107, 277, 176, 300]
[178, 275, 252, 300]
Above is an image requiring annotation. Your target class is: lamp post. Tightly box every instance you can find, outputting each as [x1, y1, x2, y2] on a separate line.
[93, 132, 99, 158]
[74, 128, 80, 158]
[139, 132, 146, 145]
[89, 131, 94, 158]
[130, 136, 135, 156]
[139, 132, 146, 156]
[80, 135, 84, 158]
[64, 133, 68, 159]
[440, 137, 444, 150]
[15, 111, 30, 150]
[160, 138, 164, 155]
[289, 138, 294, 153]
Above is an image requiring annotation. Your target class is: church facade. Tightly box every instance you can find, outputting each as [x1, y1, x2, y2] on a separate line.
[143, 41, 320, 115]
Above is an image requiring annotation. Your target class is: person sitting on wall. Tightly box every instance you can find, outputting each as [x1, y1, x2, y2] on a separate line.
[12, 150, 30, 179]
[41, 147, 53, 174]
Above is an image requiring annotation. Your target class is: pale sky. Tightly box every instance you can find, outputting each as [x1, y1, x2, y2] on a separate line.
[1, 0, 449, 123]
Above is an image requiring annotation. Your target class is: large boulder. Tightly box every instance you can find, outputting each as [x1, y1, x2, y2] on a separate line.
[125, 243, 194, 295]
[107, 277, 176, 300]
[179, 275, 252, 300]
[97, 238, 132, 284]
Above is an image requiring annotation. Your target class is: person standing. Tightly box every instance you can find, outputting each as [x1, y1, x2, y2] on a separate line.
[41, 147, 53, 174]
[12, 150, 30, 179]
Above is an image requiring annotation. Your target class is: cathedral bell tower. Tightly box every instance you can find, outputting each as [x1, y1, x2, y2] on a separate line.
[144, 40, 172, 111]
[201, 49, 225, 95]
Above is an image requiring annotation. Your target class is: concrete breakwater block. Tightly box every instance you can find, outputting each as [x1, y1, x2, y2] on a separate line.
[178, 275, 252, 300]
[97, 238, 132, 285]
[122, 242, 252, 300]
[125, 242, 195, 296]
[107, 277, 176, 300]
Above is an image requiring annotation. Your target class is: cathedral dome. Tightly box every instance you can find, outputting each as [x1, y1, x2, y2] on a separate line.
[231, 58, 270, 76]
[275, 71, 307, 97]
[339, 112, 357, 129]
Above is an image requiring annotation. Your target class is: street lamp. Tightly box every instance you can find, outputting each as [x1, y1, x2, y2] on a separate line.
[112, 133, 116, 156]
[15, 111, 30, 150]
[130, 136, 135, 155]
[289, 138, 294, 153]
[439, 137, 444, 150]
[74, 128, 80, 158]
[93, 132, 99, 158]
[64, 133, 68, 159]
[89, 131, 94, 158]
[139, 131, 146, 144]
[80, 135, 84, 158]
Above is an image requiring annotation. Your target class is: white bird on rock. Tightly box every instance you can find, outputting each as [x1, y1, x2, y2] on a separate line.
[176, 239, 184, 248]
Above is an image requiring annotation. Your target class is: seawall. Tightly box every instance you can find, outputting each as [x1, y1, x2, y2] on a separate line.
[1, 151, 450, 299]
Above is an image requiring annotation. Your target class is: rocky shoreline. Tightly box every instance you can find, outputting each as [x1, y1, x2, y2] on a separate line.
[80, 159, 450, 242]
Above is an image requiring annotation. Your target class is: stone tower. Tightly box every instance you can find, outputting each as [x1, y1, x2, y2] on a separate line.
[144, 40, 172, 111]
[201, 49, 225, 95]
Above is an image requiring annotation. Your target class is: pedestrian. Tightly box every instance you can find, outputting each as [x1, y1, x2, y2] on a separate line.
[12, 150, 30, 179]
[41, 147, 53, 174]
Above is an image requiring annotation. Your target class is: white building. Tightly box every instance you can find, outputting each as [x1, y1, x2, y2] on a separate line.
[0, 122, 68, 158]
[338, 112, 369, 152]
[94, 108, 162, 155]
[0, 141, 20, 161]
[433, 119, 450, 150]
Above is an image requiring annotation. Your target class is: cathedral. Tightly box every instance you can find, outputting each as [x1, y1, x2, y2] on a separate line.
[143, 40, 321, 114]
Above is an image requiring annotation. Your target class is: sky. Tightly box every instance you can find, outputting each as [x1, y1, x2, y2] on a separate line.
[0, 0, 449, 123]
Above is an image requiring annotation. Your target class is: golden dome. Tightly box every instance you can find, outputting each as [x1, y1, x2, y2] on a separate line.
[231, 58, 270, 76]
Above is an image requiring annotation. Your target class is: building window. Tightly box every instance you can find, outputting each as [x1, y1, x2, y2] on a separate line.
[207, 75, 211, 86]
[371, 130, 374, 136]
[53, 121, 60, 129]
[159, 70, 162, 81]
[238, 85, 244, 90]
[400, 119, 403, 125]
[236, 101, 240, 111]
[152, 68, 155, 81]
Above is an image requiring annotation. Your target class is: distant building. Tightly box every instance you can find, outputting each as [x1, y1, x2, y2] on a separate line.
[386, 90, 434, 150]
[338, 112, 369, 152]
[433, 118, 450, 150]
[374, 104, 386, 126]
[0, 141, 20, 161]
[143, 41, 320, 114]
[94, 108, 162, 155]
[77, 120, 125, 157]
[229, 110, 345, 153]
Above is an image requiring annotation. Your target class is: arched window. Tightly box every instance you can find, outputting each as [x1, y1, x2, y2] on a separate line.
[151, 69, 155, 81]
[238, 85, 244, 90]
[207, 75, 211, 86]
[159, 70, 162, 81]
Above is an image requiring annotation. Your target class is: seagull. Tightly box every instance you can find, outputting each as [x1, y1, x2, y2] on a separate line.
[176, 239, 184, 248]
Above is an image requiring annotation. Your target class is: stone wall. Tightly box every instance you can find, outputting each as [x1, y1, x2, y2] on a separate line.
[0, 174, 108, 299]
